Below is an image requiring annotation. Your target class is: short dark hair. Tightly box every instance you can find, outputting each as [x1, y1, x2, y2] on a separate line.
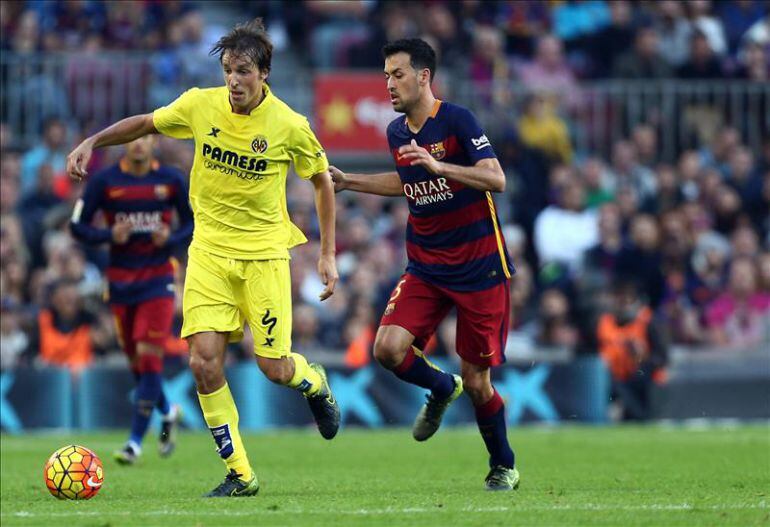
[210, 18, 272, 74]
[382, 38, 437, 82]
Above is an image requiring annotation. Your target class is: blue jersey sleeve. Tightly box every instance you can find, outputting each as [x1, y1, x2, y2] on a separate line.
[453, 106, 496, 165]
[166, 172, 194, 248]
[69, 173, 112, 244]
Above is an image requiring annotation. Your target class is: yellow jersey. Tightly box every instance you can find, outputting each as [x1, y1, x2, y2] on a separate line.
[153, 85, 329, 259]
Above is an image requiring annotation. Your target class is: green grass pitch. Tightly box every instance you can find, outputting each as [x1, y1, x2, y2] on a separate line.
[1, 425, 768, 526]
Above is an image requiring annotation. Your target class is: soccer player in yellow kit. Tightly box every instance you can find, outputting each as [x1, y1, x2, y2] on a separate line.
[66, 19, 340, 497]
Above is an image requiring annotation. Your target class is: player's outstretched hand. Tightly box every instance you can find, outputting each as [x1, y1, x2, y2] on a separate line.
[317, 253, 338, 301]
[329, 166, 348, 193]
[67, 139, 95, 181]
[398, 139, 441, 174]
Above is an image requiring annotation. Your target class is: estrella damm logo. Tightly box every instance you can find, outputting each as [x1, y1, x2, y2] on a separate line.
[428, 141, 446, 160]
[251, 135, 268, 154]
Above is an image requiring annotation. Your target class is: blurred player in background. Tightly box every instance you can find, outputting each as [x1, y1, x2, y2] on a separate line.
[70, 136, 191, 464]
[331, 38, 519, 491]
[67, 19, 339, 497]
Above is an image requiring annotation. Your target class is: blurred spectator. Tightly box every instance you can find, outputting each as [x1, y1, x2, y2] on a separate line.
[705, 257, 770, 346]
[632, 124, 660, 169]
[731, 225, 760, 259]
[655, 0, 692, 67]
[616, 214, 667, 308]
[509, 262, 536, 331]
[534, 176, 599, 271]
[421, 3, 462, 68]
[733, 40, 768, 81]
[608, 140, 657, 200]
[469, 25, 511, 107]
[677, 29, 724, 78]
[503, 129, 551, 259]
[687, 231, 732, 312]
[292, 303, 321, 352]
[517, 34, 580, 112]
[20, 118, 67, 194]
[535, 288, 578, 347]
[29, 280, 103, 372]
[18, 163, 65, 268]
[581, 157, 614, 208]
[0, 299, 28, 371]
[711, 184, 743, 235]
[699, 126, 740, 175]
[688, 0, 728, 56]
[593, 280, 668, 421]
[347, 3, 418, 69]
[759, 251, 770, 292]
[582, 203, 623, 289]
[0, 161, 22, 216]
[516, 93, 573, 163]
[613, 25, 673, 79]
[644, 164, 684, 214]
[726, 146, 758, 193]
[717, 0, 767, 54]
[306, 0, 373, 69]
[497, 1, 551, 57]
[585, 0, 635, 77]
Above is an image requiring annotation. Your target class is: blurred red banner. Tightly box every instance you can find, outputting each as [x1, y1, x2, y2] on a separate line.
[314, 73, 398, 153]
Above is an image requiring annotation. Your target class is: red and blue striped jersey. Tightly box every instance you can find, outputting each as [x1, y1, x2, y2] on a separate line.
[70, 161, 193, 305]
[387, 100, 513, 291]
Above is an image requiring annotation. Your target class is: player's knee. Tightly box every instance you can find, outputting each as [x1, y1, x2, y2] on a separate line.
[136, 352, 163, 374]
[188, 353, 219, 384]
[257, 357, 293, 385]
[373, 337, 405, 370]
[462, 374, 493, 405]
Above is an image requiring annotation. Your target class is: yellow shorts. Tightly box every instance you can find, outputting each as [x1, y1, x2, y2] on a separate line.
[182, 245, 292, 358]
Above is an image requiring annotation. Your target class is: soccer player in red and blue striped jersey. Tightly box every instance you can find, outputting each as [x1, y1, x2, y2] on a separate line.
[331, 38, 519, 491]
[70, 136, 193, 464]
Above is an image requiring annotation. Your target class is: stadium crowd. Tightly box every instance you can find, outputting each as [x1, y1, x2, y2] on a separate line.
[1, 0, 768, 374]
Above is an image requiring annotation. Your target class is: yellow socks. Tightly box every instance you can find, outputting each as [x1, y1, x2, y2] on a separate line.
[288, 353, 322, 396]
[197, 383, 253, 481]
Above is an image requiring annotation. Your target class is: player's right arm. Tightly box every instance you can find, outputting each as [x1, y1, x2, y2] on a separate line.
[328, 166, 404, 196]
[67, 114, 158, 181]
[68, 87, 198, 181]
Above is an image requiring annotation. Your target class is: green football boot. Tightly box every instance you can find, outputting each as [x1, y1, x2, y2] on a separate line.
[412, 374, 463, 441]
[304, 363, 340, 440]
[204, 469, 259, 498]
[484, 466, 520, 491]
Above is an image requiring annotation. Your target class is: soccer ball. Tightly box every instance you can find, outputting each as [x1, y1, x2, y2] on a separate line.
[44, 445, 104, 500]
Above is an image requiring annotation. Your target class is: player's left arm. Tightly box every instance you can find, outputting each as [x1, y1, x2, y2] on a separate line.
[290, 117, 338, 301]
[397, 107, 505, 192]
[399, 143, 506, 192]
[310, 170, 338, 302]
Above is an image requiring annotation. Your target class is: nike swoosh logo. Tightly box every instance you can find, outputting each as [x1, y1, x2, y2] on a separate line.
[87, 476, 103, 488]
[479, 351, 496, 358]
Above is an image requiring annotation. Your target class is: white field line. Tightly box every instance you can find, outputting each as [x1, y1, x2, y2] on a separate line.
[4, 502, 768, 518]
